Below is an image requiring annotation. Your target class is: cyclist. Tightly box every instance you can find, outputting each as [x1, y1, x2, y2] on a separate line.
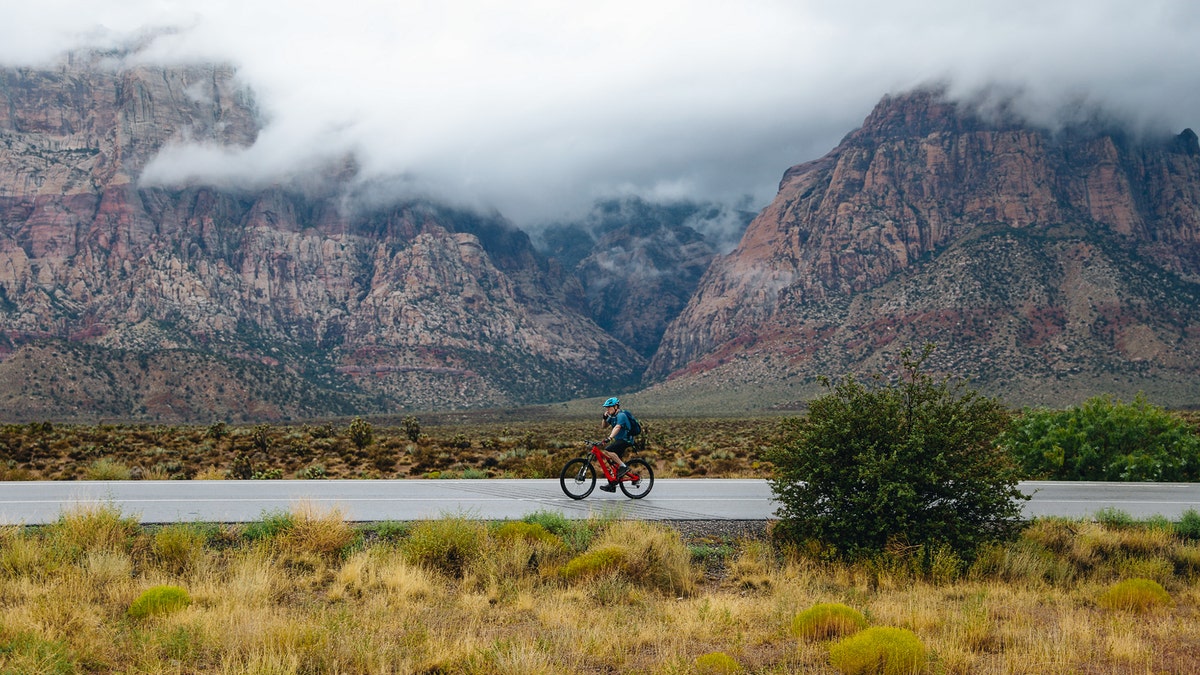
[597, 397, 633, 492]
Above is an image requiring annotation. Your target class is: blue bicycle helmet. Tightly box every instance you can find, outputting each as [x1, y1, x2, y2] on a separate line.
[602, 397, 620, 407]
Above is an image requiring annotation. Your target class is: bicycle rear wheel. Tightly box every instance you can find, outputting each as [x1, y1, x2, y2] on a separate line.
[618, 458, 654, 499]
[559, 458, 596, 500]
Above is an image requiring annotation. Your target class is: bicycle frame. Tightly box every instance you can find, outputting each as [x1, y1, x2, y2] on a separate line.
[586, 441, 624, 482]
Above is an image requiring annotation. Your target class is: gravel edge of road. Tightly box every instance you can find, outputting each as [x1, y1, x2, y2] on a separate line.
[663, 519, 771, 541]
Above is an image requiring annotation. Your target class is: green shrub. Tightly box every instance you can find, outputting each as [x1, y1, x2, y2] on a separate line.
[152, 524, 208, 573]
[297, 464, 327, 479]
[793, 602, 869, 640]
[242, 509, 295, 542]
[694, 651, 742, 674]
[1095, 507, 1135, 529]
[561, 521, 696, 595]
[1177, 509, 1200, 541]
[85, 457, 132, 480]
[561, 545, 627, 580]
[403, 516, 489, 578]
[1098, 578, 1172, 612]
[999, 394, 1200, 481]
[46, 503, 139, 557]
[0, 632, 75, 675]
[523, 510, 595, 552]
[768, 344, 1025, 559]
[493, 521, 561, 546]
[128, 584, 192, 619]
[828, 626, 926, 675]
[251, 424, 271, 452]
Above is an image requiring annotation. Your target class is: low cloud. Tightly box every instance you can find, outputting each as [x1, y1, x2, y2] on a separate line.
[2, 0, 1197, 227]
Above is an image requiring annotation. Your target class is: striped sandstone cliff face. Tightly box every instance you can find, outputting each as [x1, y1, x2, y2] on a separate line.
[0, 58, 642, 420]
[3, 56, 1200, 420]
[648, 90, 1200, 408]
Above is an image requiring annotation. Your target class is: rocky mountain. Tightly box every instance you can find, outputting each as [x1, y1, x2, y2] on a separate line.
[4, 55, 1199, 422]
[0, 56, 644, 421]
[647, 89, 1200, 411]
[537, 198, 751, 360]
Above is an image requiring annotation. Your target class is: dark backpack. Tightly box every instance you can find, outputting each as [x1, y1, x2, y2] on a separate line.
[623, 410, 642, 437]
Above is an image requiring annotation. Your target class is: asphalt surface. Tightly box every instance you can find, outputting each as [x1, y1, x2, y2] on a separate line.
[3, 479, 1200, 525]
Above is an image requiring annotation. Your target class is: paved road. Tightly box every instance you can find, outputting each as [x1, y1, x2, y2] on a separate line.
[2, 479, 1199, 525]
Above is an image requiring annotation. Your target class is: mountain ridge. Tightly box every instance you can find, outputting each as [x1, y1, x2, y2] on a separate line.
[0, 58, 644, 421]
[644, 88, 1200, 411]
[3, 57, 1200, 421]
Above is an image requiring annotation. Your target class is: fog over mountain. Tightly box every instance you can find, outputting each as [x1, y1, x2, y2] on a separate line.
[2, 0, 1198, 230]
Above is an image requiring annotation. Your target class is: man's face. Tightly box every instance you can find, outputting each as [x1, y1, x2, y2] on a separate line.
[604, 405, 617, 416]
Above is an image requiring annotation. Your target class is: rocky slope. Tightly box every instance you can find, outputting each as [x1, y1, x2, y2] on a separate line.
[647, 89, 1200, 410]
[537, 197, 751, 360]
[0, 57, 642, 421]
[4, 56, 1200, 421]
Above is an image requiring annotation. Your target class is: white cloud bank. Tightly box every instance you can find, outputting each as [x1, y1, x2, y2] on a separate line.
[2, 0, 1198, 226]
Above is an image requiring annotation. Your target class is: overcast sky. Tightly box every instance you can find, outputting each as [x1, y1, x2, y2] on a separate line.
[1, 0, 1198, 227]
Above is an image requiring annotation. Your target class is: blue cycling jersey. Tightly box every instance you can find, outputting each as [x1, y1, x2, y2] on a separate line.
[607, 410, 634, 443]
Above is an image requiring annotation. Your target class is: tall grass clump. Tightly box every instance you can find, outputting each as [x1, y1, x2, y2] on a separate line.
[793, 602, 869, 640]
[522, 510, 596, 552]
[561, 545, 627, 580]
[487, 520, 569, 581]
[0, 632, 75, 675]
[562, 520, 696, 596]
[828, 626, 927, 675]
[727, 539, 778, 590]
[277, 502, 356, 560]
[403, 516, 489, 578]
[45, 503, 139, 559]
[151, 523, 210, 574]
[967, 538, 1075, 586]
[1098, 578, 1173, 612]
[84, 457, 132, 480]
[0, 526, 46, 578]
[128, 584, 192, 619]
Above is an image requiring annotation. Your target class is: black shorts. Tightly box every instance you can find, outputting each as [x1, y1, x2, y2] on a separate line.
[605, 438, 633, 459]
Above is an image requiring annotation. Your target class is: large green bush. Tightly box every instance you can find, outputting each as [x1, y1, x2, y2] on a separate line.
[768, 345, 1026, 560]
[998, 394, 1200, 481]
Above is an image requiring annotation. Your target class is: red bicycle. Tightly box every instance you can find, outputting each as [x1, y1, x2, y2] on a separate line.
[559, 440, 654, 500]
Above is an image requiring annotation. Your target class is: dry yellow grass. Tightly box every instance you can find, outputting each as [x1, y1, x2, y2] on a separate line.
[2, 506, 1200, 673]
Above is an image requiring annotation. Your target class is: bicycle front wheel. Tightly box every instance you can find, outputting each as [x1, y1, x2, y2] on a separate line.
[618, 458, 654, 499]
[559, 458, 596, 500]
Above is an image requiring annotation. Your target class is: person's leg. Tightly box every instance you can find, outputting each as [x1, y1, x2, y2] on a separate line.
[598, 439, 631, 491]
[605, 439, 632, 475]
